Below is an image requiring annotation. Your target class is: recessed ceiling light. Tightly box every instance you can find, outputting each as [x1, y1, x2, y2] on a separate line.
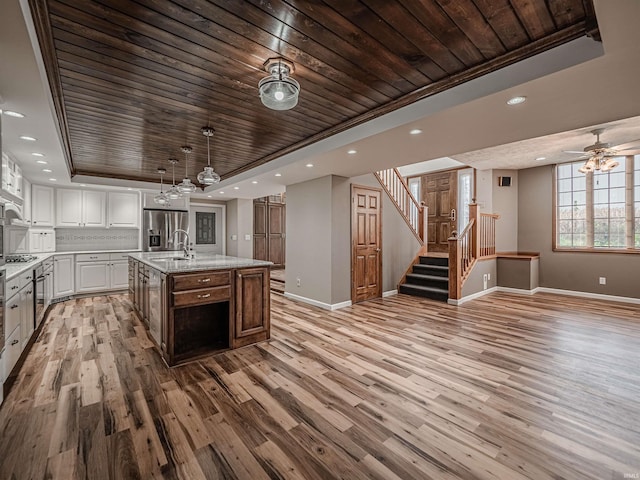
[219, 191, 224, 194]
[536, 156, 546, 161]
[49, 178, 57, 182]
[37, 160, 47, 164]
[506, 96, 526, 105]
[233, 186, 240, 190]
[43, 169, 52, 173]
[80, 183, 86, 186]
[31, 152, 44, 157]
[252, 180, 258, 184]
[409, 129, 422, 135]
[207, 195, 212, 198]
[3, 110, 25, 118]
[347, 149, 357, 155]
[306, 163, 313, 167]
[127, 188, 133, 191]
[20, 136, 36, 141]
[274, 173, 282, 177]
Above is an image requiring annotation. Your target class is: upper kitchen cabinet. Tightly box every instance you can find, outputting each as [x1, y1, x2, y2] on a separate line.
[31, 185, 55, 227]
[1, 153, 23, 201]
[56, 189, 106, 227]
[108, 191, 140, 228]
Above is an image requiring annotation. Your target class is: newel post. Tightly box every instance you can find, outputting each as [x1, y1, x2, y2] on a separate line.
[469, 203, 480, 260]
[420, 202, 428, 249]
[448, 232, 461, 300]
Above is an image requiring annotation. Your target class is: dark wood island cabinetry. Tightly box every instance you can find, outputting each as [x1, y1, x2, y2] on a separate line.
[128, 253, 271, 366]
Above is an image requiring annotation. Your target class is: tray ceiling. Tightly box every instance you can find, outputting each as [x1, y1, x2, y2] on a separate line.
[29, 0, 599, 185]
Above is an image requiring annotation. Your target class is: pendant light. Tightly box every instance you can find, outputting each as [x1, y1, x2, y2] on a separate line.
[258, 57, 300, 110]
[178, 146, 197, 194]
[197, 126, 221, 185]
[153, 168, 170, 205]
[166, 158, 182, 199]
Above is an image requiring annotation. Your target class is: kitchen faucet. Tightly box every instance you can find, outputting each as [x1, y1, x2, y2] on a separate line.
[171, 229, 191, 258]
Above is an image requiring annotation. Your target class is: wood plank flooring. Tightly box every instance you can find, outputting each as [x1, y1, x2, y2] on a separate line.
[1, 291, 639, 479]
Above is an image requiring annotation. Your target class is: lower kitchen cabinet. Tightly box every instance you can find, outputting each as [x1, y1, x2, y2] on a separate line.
[53, 254, 74, 297]
[110, 260, 129, 290]
[129, 262, 270, 366]
[233, 267, 270, 348]
[76, 261, 110, 293]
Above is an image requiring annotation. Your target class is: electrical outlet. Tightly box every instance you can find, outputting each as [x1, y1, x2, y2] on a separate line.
[231, 234, 237, 241]
[599, 277, 606, 285]
[244, 234, 251, 241]
[483, 273, 488, 290]
[296, 278, 301, 287]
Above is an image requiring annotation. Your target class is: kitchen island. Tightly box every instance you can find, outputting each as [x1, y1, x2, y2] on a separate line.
[128, 252, 272, 366]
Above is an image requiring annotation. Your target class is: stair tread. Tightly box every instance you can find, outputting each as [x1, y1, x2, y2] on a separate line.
[399, 284, 448, 294]
[406, 273, 448, 282]
[414, 264, 448, 271]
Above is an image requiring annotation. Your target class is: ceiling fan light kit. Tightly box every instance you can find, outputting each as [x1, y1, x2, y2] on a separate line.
[574, 128, 638, 174]
[197, 126, 221, 185]
[259, 58, 300, 110]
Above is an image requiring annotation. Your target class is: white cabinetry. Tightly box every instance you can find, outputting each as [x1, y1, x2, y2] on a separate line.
[108, 192, 139, 228]
[56, 189, 106, 227]
[53, 255, 75, 298]
[31, 185, 55, 227]
[109, 253, 130, 289]
[3, 269, 34, 379]
[75, 253, 110, 293]
[7, 228, 29, 254]
[23, 178, 32, 225]
[29, 229, 55, 253]
[2, 153, 23, 200]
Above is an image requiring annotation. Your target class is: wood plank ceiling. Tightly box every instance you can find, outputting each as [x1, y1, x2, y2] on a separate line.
[29, 0, 599, 185]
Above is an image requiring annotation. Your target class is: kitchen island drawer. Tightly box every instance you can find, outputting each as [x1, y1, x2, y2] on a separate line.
[172, 271, 231, 291]
[172, 285, 231, 307]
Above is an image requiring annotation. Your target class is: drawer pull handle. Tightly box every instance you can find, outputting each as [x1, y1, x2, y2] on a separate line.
[11, 340, 19, 346]
[197, 293, 211, 299]
[198, 278, 211, 283]
[10, 304, 19, 309]
[11, 286, 18, 290]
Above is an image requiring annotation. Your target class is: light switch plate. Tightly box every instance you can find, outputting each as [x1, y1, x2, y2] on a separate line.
[231, 234, 237, 241]
[244, 234, 251, 241]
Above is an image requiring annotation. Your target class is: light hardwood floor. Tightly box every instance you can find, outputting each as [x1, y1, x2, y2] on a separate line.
[0, 291, 639, 479]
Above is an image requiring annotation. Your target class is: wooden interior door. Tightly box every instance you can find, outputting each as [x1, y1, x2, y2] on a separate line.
[423, 171, 457, 253]
[351, 185, 382, 303]
[253, 200, 267, 261]
[253, 196, 286, 267]
[268, 203, 285, 268]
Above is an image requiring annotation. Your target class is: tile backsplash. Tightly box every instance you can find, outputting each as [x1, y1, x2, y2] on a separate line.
[55, 228, 139, 251]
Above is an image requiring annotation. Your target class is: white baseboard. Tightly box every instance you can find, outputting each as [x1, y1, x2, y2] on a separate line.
[448, 286, 497, 305]
[383, 289, 398, 297]
[283, 292, 352, 311]
[449, 285, 639, 306]
[535, 287, 640, 305]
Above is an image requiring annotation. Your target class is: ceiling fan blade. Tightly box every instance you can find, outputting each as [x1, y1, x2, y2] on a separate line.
[611, 139, 640, 150]
[562, 150, 588, 156]
[616, 149, 640, 156]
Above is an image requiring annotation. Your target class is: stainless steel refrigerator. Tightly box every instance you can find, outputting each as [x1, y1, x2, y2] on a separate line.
[143, 208, 189, 252]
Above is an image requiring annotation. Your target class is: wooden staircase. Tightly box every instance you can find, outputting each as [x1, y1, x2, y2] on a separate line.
[375, 168, 500, 303]
[398, 255, 449, 302]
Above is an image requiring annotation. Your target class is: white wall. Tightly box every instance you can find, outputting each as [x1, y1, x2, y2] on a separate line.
[226, 199, 253, 258]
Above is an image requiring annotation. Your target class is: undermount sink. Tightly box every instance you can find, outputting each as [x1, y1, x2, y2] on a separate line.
[150, 256, 190, 262]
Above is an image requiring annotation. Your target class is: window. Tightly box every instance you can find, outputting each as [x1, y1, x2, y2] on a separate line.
[556, 156, 639, 251]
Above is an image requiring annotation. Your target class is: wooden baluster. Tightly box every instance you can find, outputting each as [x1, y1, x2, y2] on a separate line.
[448, 233, 460, 300]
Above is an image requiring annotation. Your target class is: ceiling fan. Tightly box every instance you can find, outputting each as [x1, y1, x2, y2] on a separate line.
[564, 128, 640, 173]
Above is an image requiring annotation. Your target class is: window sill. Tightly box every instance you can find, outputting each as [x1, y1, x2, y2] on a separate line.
[552, 247, 640, 254]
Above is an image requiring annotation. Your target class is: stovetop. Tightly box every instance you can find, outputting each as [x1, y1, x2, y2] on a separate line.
[5, 254, 38, 263]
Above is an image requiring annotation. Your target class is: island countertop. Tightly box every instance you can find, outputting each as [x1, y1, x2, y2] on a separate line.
[128, 252, 272, 274]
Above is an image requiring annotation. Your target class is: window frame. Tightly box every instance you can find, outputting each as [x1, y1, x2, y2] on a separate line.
[552, 156, 639, 254]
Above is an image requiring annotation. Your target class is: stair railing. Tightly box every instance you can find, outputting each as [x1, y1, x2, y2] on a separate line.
[448, 204, 499, 299]
[374, 168, 427, 245]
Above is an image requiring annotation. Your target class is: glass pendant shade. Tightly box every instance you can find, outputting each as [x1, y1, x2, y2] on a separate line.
[197, 126, 221, 185]
[178, 146, 197, 194]
[197, 166, 221, 185]
[167, 158, 183, 199]
[154, 168, 170, 205]
[259, 58, 300, 111]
